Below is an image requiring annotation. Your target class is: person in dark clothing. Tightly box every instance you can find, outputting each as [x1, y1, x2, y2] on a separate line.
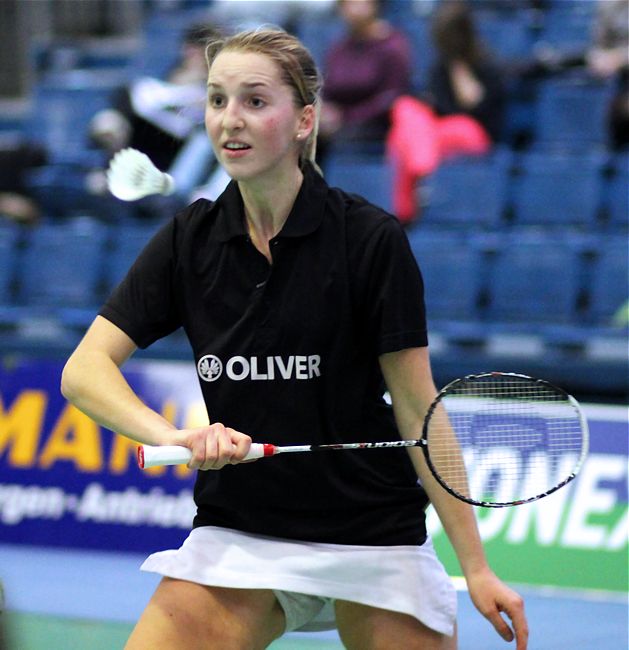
[0, 141, 47, 224]
[426, 0, 505, 145]
[89, 23, 220, 171]
[319, 0, 412, 158]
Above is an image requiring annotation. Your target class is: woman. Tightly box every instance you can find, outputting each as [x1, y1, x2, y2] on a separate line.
[61, 28, 527, 650]
[387, 0, 505, 222]
[319, 0, 412, 157]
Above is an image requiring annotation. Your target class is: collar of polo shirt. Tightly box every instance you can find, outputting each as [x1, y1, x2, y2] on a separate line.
[208, 162, 328, 243]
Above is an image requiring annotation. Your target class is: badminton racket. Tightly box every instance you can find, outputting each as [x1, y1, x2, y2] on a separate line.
[138, 372, 588, 507]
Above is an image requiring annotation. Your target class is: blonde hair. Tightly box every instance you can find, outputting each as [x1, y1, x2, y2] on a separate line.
[205, 27, 323, 172]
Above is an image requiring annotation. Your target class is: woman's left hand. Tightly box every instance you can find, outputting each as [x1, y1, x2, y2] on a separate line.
[466, 567, 528, 650]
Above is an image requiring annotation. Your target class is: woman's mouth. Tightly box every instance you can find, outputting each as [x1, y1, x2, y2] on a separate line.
[223, 141, 252, 157]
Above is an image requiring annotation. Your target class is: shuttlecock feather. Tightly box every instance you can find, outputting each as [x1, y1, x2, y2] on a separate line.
[106, 148, 175, 201]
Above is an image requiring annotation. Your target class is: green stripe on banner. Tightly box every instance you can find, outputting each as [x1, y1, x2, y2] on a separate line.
[429, 494, 628, 592]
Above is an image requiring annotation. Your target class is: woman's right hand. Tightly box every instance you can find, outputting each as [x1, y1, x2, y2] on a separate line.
[172, 423, 253, 470]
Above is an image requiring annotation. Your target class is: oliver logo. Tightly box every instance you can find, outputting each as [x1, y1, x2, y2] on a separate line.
[196, 355, 321, 382]
[197, 355, 223, 382]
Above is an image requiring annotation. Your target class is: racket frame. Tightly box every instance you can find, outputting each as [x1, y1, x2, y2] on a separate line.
[420, 371, 590, 508]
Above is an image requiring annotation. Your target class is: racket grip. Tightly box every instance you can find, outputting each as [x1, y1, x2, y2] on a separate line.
[137, 443, 275, 469]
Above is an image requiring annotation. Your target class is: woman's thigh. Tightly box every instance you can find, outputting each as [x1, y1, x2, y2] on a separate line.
[125, 577, 286, 650]
[335, 599, 457, 650]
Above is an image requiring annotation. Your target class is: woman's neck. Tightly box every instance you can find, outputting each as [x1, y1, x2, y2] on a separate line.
[239, 166, 304, 261]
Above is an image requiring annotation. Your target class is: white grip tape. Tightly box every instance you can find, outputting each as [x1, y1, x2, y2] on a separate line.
[138, 443, 267, 468]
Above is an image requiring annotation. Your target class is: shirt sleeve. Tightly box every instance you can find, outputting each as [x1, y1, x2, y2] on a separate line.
[99, 218, 181, 348]
[351, 210, 428, 354]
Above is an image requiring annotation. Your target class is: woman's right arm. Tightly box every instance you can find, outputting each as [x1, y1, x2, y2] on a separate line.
[61, 315, 177, 445]
[61, 316, 252, 469]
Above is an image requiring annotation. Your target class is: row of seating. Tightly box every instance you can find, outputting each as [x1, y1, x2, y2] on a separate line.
[408, 227, 628, 396]
[406, 229, 626, 330]
[0, 218, 624, 330]
[324, 149, 628, 231]
[0, 219, 158, 320]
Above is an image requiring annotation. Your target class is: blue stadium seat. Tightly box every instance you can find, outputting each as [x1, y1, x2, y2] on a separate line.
[28, 70, 127, 162]
[474, 9, 534, 63]
[511, 151, 604, 228]
[606, 154, 629, 230]
[538, 1, 596, 55]
[134, 7, 211, 77]
[23, 164, 119, 220]
[323, 155, 394, 214]
[420, 150, 510, 229]
[31, 40, 137, 76]
[589, 237, 629, 326]
[534, 77, 614, 149]
[394, 15, 435, 93]
[18, 219, 108, 309]
[486, 233, 584, 324]
[407, 230, 483, 321]
[0, 224, 20, 305]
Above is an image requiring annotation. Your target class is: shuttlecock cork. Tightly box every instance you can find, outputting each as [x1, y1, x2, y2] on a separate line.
[106, 147, 175, 201]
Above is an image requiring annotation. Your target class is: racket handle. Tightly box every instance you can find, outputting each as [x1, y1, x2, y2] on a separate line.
[137, 443, 275, 469]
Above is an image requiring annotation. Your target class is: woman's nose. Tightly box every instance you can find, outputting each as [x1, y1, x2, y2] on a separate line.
[221, 100, 244, 131]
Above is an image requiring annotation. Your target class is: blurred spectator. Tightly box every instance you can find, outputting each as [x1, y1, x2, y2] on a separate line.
[386, 0, 504, 223]
[520, 0, 628, 150]
[587, 0, 629, 150]
[0, 141, 47, 225]
[318, 0, 412, 160]
[88, 22, 218, 173]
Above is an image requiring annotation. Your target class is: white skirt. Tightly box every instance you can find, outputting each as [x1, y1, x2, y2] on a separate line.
[141, 526, 457, 636]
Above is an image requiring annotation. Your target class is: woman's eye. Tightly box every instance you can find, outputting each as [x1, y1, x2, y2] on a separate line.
[209, 95, 224, 108]
[250, 97, 265, 108]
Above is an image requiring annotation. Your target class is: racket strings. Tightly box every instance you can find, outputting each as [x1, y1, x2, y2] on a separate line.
[426, 376, 585, 506]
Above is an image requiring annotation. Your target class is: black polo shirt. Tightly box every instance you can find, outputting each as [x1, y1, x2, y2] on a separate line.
[101, 163, 431, 546]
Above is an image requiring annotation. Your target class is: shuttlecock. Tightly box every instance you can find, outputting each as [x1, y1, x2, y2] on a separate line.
[106, 147, 175, 201]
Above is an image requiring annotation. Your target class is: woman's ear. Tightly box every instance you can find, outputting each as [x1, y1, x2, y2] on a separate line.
[298, 104, 316, 139]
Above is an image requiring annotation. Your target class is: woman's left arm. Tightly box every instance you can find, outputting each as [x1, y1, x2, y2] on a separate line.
[379, 347, 529, 650]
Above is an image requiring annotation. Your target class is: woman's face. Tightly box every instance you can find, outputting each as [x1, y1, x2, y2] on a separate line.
[205, 50, 307, 183]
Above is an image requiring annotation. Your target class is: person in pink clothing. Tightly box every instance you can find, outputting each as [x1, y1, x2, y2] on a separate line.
[387, 0, 505, 223]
